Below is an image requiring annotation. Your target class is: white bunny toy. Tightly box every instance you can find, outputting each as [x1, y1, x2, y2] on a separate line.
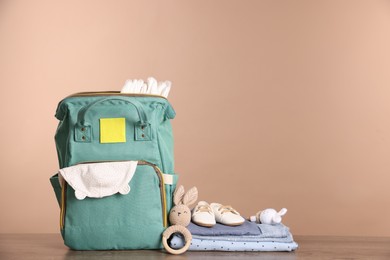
[250, 208, 287, 225]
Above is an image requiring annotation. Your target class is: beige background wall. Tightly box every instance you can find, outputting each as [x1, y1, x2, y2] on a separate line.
[1, 0, 390, 236]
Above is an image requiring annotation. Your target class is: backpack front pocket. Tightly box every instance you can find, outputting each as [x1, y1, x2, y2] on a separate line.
[57, 161, 168, 250]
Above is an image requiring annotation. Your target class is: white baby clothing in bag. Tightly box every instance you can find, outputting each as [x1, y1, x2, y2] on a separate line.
[59, 161, 138, 200]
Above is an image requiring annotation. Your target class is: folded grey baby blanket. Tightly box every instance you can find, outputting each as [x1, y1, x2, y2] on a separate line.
[188, 220, 261, 236]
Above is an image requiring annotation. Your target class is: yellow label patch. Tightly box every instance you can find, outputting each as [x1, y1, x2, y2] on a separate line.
[100, 118, 126, 143]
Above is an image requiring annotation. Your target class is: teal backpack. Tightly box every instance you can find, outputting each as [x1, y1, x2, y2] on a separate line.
[50, 92, 178, 250]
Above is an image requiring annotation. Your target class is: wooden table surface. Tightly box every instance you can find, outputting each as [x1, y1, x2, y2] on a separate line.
[0, 234, 389, 260]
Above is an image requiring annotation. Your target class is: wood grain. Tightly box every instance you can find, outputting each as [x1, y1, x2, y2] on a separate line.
[0, 234, 389, 260]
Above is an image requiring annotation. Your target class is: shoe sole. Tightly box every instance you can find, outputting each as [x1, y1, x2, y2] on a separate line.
[192, 220, 216, 228]
[218, 221, 245, 226]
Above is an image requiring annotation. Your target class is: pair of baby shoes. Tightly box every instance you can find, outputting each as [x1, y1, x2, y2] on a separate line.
[192, 201, 245, 227]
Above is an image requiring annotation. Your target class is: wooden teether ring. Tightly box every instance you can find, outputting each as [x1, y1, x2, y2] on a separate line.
[162, 225, 192, 255]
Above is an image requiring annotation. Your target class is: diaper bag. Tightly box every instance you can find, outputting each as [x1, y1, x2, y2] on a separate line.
[49, 91, 178, 250]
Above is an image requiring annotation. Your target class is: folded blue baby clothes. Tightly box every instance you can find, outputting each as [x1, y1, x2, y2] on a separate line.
[170, 236, 298, 252]
[169, 222, 298, 252]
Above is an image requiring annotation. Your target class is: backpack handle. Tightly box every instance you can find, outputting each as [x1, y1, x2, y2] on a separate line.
[77, 97, 148, 126]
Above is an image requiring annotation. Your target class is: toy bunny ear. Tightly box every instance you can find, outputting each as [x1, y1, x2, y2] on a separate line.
[278, 208, 287, 216]
[173, 185, 185, 205]
[182, 187, 198, 207]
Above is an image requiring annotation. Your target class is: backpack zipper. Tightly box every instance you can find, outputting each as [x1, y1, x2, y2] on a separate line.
[64, 91, 167, 100]
[60, 181, 67, 230]
[60, 160, 167, 230]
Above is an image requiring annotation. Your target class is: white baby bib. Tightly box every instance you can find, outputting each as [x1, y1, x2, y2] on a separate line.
[59, 161, 138, 200]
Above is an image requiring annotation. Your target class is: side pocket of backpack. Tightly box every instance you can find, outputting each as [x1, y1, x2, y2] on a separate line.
[49, 174, 62, 208]
[164, 173, 179, 216]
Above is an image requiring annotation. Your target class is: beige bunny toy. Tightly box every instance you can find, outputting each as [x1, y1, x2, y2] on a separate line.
[162, 185, 198, 255]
